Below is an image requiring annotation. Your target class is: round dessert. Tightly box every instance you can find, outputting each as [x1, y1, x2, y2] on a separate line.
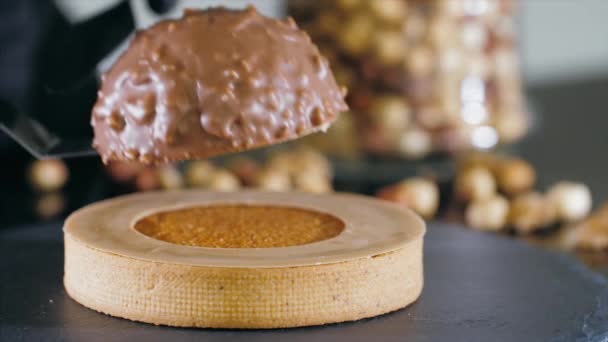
[91, 7, 348, 164]
[64, 191, 425, 328]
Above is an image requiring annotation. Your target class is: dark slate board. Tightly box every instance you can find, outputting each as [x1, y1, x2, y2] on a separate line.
[0, 222, 606, 342]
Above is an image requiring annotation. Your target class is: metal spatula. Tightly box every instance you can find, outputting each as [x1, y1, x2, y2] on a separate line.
[0, 100, 97, 159]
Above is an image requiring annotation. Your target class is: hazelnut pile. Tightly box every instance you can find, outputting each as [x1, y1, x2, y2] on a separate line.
[376, 152, 600, 251]
[561, 204, 608, 252]
[289, 0, 528, 158]
[453, 154, 591, 234]
[27, 160, 69, 219]
[105, 147, 334, 194]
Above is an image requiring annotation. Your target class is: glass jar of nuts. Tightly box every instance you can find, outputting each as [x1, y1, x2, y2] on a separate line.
[289, 0, 528, 159]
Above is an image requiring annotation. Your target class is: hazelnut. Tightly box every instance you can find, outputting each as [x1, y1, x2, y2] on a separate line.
[454, 166, 497, 202]
[370, 95, 411, 133]
[461, 22, 487, 51]
[465, 195, 509, 231]
[368, 0, 408, 24]
[456, 152, 500, 172]
[106, 161, 143, 183]
[405, 12, 426, 40]
[495, 158, 536, 196]
[406, 45, 435, 77]
[438, 47, 464, 74]
[547, 181, 592, 222]
[293, 170, 333, 194]
[227, 157, 260, 186]
[415, 105, 450, 130]
[428, 15, 455, 47]
[28, 160, 69, 192]
[157, 166, 184, 190]
[291, 147, 333, 179]
[437, 0, 464, 16]
[316, 11, 341, 35]
[509, 192, 557, 234]
[495, 112, 528, 144]
[134, 168, 160, 192]
[337, 14, 374, 55]
[437, 125, 475, 153]
[398, 128, 432, 159]
[465, 53, 491, 78]
[373, 30, 408, 66]
[560, 204, 608, 251]
[35, 192, 66, 219]
[377, 177, 439, 219]
[335, 0, 362, 11]
[494, 47, 518, 76]
[255, 168, 292, 192]
[207, 169, 241, 192]
[184, 161, 216, 187]
[332, 65, 355, 89]
[267, 151, 294, 173]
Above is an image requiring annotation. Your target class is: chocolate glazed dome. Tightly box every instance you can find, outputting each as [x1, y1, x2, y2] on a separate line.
[91, 7, 348, 164]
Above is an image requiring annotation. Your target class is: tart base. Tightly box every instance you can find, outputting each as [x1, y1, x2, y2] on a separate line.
[63, 191, 424, 328]
[64, 235, 422, 328]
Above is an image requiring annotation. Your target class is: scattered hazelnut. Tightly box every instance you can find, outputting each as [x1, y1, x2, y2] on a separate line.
[368, 0, 408, 24]
[438, 47, 464, 73]
[135, 168, 160, 192]
[509, 192, 557, 234]
[335, 0, 362, 11]
[207, 169, 241, 192]
[461, 22, 487, 51]
[465, 195, 510, 231]
[157, 166, 184, 190]
[437, 0, 464, 16]
[293, 170, 333, 194]
[495, 158, 536, 196]
[370, 95, 411, 134]
[255, 168, 292, 192]
[377, 177, 439, 219]
[547, 181, 592, 222]
[454, 166, 497, 202]
[267, 151, 294, 173]
[415, 105, 450, 130]
[332, 65, 355, 89]
[495, 112, 528, 144]
[560, 204, 608, 251]
[227, 157, 260, 186]
[316, 11, 341, 35]
[405, 12, 427, 40]
[28, 160, 69, 192]
[184, 161, 216, 187]
[337, 14, 374, 55]
[35, 192, 66, 219]
[105, 161, 143, 183]
[457, 152, 500, 173]
[405, 45, 435, 77]
[494, 47, 518, 76]
[373, 30, 408, 65]
[398, 128, 432, 159]
[291, 147, 333, 179]
[428, 15, 455, 47]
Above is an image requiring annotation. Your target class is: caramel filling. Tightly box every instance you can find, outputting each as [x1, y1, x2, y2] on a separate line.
[134, 205, 345, 248]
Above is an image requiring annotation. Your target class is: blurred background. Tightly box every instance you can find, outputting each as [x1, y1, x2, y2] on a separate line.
[1, 1, 607, 270]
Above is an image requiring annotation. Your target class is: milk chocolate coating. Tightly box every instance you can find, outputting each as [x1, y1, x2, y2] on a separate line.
[92, 7, 348, 164]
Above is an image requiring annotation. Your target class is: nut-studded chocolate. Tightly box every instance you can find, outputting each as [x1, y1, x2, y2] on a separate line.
[92, 7, 348, 164]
